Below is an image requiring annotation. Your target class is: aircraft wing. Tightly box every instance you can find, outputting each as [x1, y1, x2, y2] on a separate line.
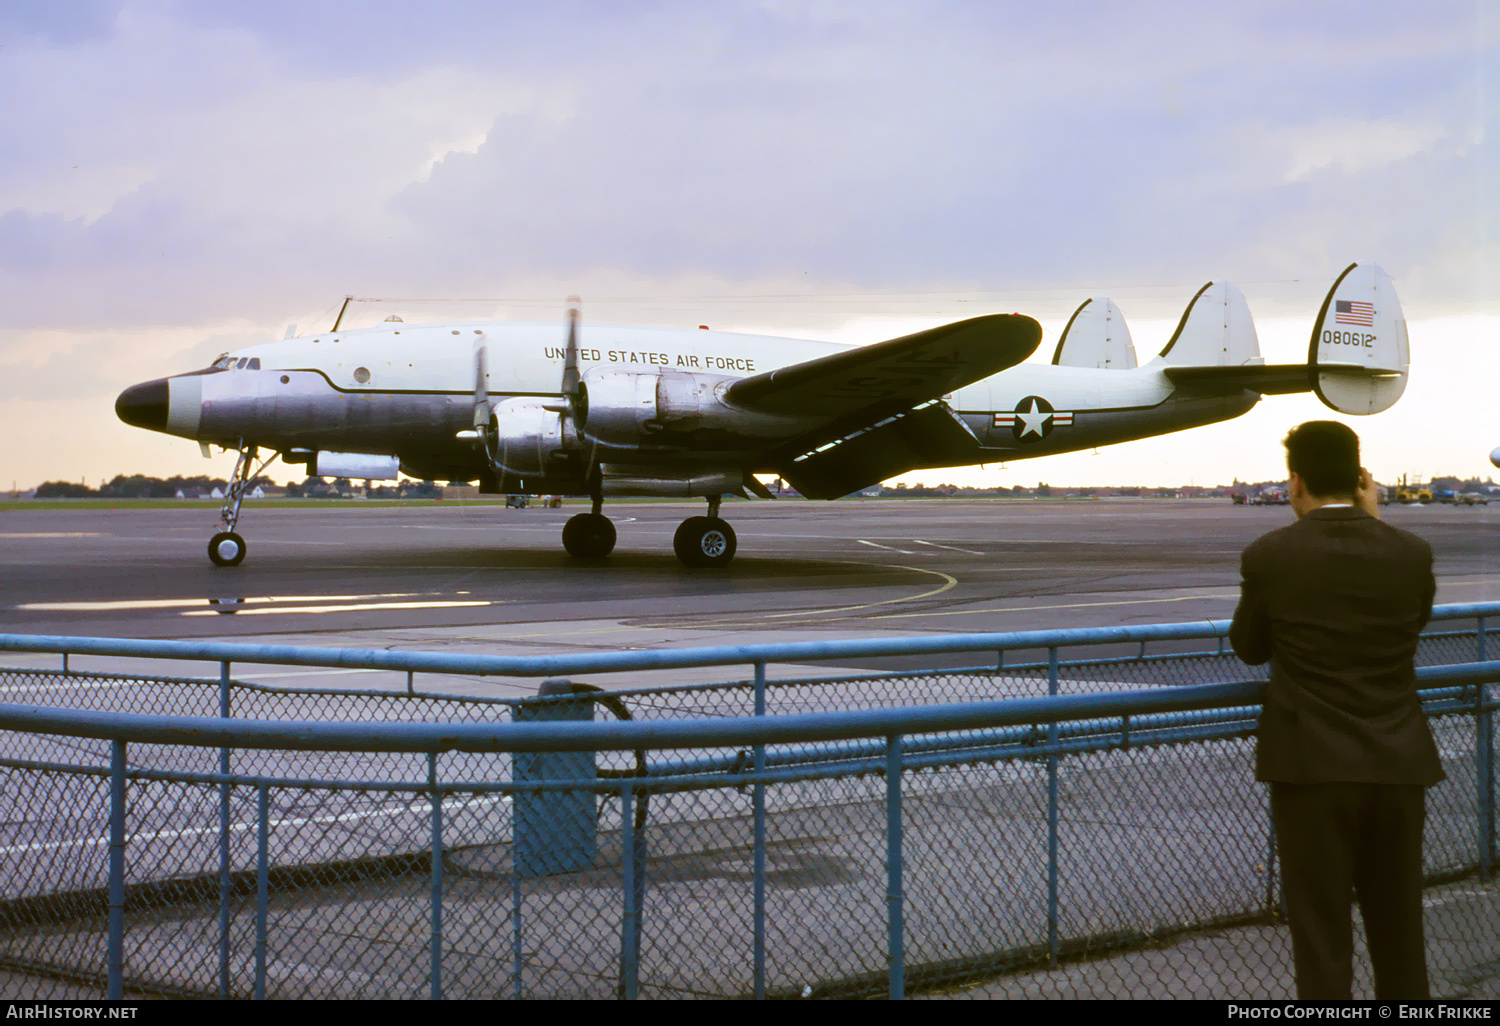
[1163, 363, 1402, 397]
[726, 314, 1041, 417]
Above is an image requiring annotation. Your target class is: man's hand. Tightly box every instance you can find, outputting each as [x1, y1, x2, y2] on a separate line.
[1355, 467, 1381, 520]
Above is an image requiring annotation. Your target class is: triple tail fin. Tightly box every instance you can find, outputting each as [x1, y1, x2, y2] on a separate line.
[1152, 282, 1262, 368]
[1052, 297, 1138, 369]
[1159, 263, 1408, 416]
[1306, 263, 1408, 415]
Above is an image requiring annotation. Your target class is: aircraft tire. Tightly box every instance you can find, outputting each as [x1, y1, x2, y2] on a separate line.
[562, 513, 616, 559]
[208, 531, 247, 567]
[674, 516, 736, 568]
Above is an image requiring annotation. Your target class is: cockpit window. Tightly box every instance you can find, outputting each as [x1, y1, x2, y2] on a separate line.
[236, 358, 249, 369]
[247, 358, 261, 370]
[210, 354, 233, 370]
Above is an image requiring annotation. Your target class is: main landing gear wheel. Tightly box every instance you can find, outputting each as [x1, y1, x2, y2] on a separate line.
[207, 531, 247, 567]
[674, 516, 737, 568]
[562, 512, 616, 559]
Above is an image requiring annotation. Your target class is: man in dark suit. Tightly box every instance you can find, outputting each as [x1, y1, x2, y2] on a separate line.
[1230, 420, 1442, 1000]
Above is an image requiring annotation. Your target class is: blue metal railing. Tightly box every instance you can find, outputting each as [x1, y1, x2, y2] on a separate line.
[0, 602, 1494, 1000]
[3, 602, 1491, 680]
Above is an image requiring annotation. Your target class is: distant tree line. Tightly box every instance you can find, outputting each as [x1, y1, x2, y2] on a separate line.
[28, 473, 1494, 501]
[31, 474, 443, 499]
[35, 474, 239, 499]
[880, 482, 1145, 498]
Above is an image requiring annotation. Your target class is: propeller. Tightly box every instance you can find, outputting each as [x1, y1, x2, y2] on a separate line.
[467, 335, 497, 464]
[561, 295, 582, 403]
[556, 296, 599, 487]
[462, 298, 593, 486]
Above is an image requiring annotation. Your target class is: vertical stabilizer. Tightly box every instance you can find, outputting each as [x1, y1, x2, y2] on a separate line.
[1308, 263, 1408, 415]
[1052, 297, 1138, 369]
[1154, 282, 1261, 367]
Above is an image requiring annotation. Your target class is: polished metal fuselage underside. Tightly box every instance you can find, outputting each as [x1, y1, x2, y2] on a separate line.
[127, 320, 1258, 491]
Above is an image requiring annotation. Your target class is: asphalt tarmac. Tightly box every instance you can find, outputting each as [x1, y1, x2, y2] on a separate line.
[0, 498, 1494, 679]
[0, 498, 1495, 1000]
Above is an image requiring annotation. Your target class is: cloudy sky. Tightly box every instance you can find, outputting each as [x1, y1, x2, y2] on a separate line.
[1, 1, 1494, 491]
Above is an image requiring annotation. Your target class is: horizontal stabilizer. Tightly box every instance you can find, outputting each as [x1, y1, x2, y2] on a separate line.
[1308, 262, 1408, 415]
[1164, 363, 1309, 395]
[726, 314, 1040, 418]
[1164, 361, 1403, 397]
[1053, 297, 1137, 369]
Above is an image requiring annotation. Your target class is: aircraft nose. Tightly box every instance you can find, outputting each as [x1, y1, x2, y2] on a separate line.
[115, 378, 170, 430]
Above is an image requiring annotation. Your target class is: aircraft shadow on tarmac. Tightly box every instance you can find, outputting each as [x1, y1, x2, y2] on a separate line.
[214, 546, 892, 580]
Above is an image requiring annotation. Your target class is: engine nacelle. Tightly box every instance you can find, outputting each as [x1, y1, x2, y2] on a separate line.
[578, 369, 809, 446]
[487, 397, 566, 477]
[577, 371, 661, 446]
[599, 464, 743, 497]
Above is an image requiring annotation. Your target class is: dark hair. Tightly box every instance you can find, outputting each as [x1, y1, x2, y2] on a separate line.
[1284, 421, 1360, 498]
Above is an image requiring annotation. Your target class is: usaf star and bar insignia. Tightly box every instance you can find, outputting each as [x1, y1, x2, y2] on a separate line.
[993, 396, 1074, 441]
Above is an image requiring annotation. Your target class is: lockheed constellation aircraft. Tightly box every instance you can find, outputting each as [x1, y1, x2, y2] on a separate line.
[116, 263, 1409, 568]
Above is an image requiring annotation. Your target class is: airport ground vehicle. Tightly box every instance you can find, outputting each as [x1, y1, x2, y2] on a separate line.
[1394, 477, 1433, 504]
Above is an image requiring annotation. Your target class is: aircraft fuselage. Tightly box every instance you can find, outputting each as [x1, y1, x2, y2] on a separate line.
[118, 320, 1254, 485]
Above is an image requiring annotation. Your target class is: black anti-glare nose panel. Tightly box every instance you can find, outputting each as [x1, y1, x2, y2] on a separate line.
[115, 378, 170, 430]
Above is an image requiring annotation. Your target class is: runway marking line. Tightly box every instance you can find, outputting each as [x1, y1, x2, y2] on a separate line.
[868, 590, 1242, 621]
[679, 563, 959, 628]
[0, 793, 511, 856]
[857, 539, 916, 554]
[20, 593, 438, 611]
[17, 593, 497, 618]
[913, 539, 985, 556]
[862, 573, 1494, 622]
[181, 600, 493, 617]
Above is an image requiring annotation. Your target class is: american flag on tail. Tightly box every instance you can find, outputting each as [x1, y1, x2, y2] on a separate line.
[1335, 300, 1374, 327]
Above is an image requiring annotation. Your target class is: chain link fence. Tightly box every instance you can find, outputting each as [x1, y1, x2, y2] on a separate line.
[0, 611, 1494, 999]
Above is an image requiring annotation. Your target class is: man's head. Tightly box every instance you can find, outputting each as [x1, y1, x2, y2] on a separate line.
[1284, 420, 1360, 509]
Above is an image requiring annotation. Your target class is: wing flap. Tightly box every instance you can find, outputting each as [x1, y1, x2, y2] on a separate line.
[726, 314, 1040, 417]
[776, 401, 982, 500]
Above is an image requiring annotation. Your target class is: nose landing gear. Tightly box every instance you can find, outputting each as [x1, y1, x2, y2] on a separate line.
[206, 443, 277, 567]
